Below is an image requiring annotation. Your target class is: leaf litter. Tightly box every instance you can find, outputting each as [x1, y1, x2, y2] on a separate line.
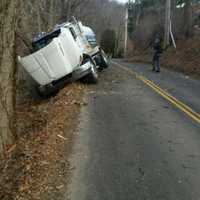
[0, 83, 86, 200]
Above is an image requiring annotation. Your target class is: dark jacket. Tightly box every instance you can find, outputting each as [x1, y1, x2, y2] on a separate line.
[153, 40, 163, 54]
[152, 39, 163, 60]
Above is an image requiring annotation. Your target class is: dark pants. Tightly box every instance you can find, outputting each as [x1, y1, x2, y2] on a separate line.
[152, 53, 160, 72]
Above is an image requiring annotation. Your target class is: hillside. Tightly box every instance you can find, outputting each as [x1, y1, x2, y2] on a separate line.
[128, 38, 200, 77]
[163, 38, 200, 77]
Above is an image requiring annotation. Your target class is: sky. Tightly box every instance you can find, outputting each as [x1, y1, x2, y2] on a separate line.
[116, 0, 128, 4]
[116, 0, 135, 4]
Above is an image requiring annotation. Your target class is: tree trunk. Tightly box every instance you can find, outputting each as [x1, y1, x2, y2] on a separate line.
[183, 0, 193, 38]
[0, 0, 18, 154]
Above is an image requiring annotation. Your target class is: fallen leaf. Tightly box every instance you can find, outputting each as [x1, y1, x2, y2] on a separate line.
[19, 184, 30, 192]
[57, 134, 68, 141]
[6, 144, 16, 154]
[56, 185, 64, 190]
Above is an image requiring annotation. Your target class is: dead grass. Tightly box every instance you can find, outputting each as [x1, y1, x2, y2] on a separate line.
[162, 38, 200, 77]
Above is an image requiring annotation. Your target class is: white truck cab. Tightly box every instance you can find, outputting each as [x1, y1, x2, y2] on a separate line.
[18, 18, 99, 96]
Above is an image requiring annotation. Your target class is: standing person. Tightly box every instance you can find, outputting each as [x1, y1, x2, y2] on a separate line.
[152, 35, 163, 73]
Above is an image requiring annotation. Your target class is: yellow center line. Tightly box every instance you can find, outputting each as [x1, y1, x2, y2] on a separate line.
[112, 61, 200, 124]
[140, 76, 200, 118]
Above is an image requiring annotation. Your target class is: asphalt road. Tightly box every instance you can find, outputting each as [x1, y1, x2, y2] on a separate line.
[115, 59, 200, 114]
[68, 60, 200, 200]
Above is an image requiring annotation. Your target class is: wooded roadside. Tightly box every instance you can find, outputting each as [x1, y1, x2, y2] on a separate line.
[0, 0, 124, 155]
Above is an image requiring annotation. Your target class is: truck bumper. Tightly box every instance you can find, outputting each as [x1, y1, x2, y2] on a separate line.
[72, 61, 92, 81]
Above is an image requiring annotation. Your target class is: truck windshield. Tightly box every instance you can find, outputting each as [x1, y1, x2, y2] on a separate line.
[32, 29, 61, 52]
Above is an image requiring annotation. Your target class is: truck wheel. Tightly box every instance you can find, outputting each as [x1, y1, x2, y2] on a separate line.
[37, 85, 59, 98]
[87, 62, 98, 84]
[100, 51, 109, 69]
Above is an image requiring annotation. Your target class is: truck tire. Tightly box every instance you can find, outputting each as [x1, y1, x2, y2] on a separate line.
[81, 55, 98, 84]
[37, 84, 59, 98]
[87, 62, 98, 84]
[100, 51, 109, 69]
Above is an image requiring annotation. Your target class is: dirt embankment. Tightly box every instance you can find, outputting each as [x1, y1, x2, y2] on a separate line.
[0, 83, 87, 200]
[128, 38, 200, 77]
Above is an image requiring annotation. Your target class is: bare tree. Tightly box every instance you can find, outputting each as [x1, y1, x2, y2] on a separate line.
[183, 0, 193, 37]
